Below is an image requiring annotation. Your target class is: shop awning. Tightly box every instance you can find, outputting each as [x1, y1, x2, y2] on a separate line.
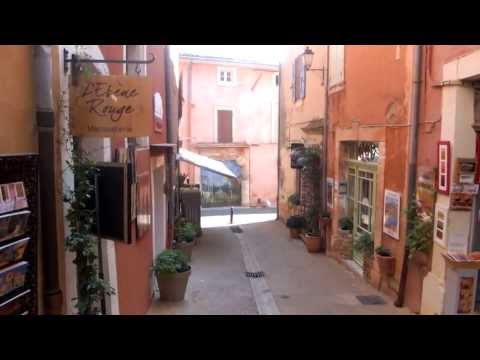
[177, 148, 238, 179]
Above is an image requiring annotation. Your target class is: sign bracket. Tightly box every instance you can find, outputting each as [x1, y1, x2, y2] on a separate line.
[63, 49, 156, 85]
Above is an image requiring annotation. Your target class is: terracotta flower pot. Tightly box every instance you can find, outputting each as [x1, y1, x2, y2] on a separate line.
[304, 233, 325, 253]
[174, 241, 194, 262]
[375, 254, 395, 276]
[156, 269, 191, 302]
[412, 251, 429, 266]
[289, 228, 301, 239]
[319, 216, 331, 226]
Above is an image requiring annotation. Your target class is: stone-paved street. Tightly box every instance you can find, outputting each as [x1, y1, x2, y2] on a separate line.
[149, 210, 411, 315]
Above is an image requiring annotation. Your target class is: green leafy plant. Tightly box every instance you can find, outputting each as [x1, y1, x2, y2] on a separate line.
[63, 136, 115, 315]
[305, 207, 320, 235]
[175, 218, 196, 243]
[375, 245, 392, 257]
[338, 217, 353, 231]
[152, 249, 190, 274]
[286, 215, 306, 229]
[354, 232, 374, 256]
[288, 193, 301, 207]
[406, 199, 434, 260]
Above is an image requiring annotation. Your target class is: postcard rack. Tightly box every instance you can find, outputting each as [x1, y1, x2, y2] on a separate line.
[0, 154, 38, 315]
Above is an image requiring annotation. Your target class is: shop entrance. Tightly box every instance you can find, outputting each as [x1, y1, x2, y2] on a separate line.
[348, 166, 376, 267]
[344, 141, 379, 268]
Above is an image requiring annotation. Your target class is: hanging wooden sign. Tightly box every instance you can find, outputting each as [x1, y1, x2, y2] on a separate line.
[69, 75, 153, 137]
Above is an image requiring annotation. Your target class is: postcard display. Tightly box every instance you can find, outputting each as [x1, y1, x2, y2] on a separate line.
[0, 155, 38, 315]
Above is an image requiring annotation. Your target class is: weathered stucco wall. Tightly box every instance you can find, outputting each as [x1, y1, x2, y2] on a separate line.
[0, 46, 36, 155]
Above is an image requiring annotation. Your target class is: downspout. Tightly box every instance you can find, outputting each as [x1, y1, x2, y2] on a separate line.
[276, 64, 282, 220]
[322, 46, 330, 216]
[164, 45, 176, 247]
[395, 45, 423, 307]
[33, 45, 63, 314]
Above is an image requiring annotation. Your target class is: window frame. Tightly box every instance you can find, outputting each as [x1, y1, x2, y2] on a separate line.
[328, 45, 345, 89]
[214, 106, 235, 143]
[217, 67, 237, 86]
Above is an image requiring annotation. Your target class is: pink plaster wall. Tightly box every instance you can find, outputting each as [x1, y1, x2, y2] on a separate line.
[179, 57, 279, 206]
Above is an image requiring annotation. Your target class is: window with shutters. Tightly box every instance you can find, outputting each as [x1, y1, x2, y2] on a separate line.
[216, 109, 234, 143]
[292, 55, 306, 102]
[217, 67, 236, 86]
[328, 45, 345, 87]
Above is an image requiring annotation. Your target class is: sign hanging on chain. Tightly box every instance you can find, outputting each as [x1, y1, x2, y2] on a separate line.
[69, 75, 153, 137]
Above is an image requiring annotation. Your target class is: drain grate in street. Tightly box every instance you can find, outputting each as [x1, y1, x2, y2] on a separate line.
[230, 226, 243, 233]
[356, 295, 387, 305]
[246, 271, 265, 278]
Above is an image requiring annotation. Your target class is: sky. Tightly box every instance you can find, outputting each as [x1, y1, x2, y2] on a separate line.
[172, 45, 288, 65]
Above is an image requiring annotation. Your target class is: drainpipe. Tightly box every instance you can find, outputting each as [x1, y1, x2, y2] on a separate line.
[276, 64, 282, 220]
[164, 45, 176, 247]
[33, 45, 63, 314]
[395, 45, 423, 307]
[322, 46, 330, 216]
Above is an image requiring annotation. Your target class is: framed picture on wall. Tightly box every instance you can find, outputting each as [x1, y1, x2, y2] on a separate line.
[383, 190, 401, 239]
[437, 141, 451, 195]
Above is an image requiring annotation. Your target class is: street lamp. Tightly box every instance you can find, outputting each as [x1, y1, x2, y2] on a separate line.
[302, 46, 326, 85]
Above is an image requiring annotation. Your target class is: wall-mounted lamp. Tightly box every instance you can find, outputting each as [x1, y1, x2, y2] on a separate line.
[302, 46, 326, 86]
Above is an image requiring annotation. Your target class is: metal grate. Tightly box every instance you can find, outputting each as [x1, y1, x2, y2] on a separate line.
[246, 271, 264, 278]
[356, 295, 387, 305]
[230, 226, 243, 233]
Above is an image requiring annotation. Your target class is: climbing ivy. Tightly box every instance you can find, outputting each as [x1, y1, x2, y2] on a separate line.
[59, 78, 115, 314]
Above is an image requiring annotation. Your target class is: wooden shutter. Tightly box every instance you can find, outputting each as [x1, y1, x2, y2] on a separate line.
[299, 56, 306, 99]
[217, 110, 233, 143]
[292, 62, 296, 101]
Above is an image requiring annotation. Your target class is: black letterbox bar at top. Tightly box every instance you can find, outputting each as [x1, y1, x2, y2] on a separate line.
[63, 49, 156, 85]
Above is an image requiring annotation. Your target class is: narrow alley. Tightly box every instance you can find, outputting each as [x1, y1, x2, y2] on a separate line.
[150, 210, 409, 315]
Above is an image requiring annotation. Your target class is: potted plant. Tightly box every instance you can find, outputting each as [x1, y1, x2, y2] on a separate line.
[286, 215, 305, 239]
[337, 216, 353, 259]
[338, 217, 353, 235]
[353, 232, 374, 278]
[299, 147, 326, 253]
[406, 199, 434, 266]
[173, 218, 196, 262]
[375, 246, 395, 277]
[288, 193, 301, 208]
[304, 207, 325, 253]
[152, 249, 191, 302]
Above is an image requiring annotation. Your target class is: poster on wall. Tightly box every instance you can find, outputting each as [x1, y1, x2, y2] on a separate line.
[327, 178, 334, 208]
[437, 141, 451, 195]
[434, 204, 448, 247]
[383, 190, 401, 239]
[457, 277, 475, 314]
[136, 173, 151, 239]
[450, 183, 478, 210]
[153, 92, 163, 133]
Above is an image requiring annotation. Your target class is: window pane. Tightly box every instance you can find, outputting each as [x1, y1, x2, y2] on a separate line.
[226, 72, 231, 81]
[220, 71, 225, 81]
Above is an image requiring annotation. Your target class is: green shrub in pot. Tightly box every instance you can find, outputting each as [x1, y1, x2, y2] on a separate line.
[152, 249, 190, 275]
[286, 215, 305, 229]
[338, 217, 353, 231]
[152, 249, 191, 301]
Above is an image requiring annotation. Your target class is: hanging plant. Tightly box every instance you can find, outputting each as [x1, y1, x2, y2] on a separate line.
[406, 198, 434, 260]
